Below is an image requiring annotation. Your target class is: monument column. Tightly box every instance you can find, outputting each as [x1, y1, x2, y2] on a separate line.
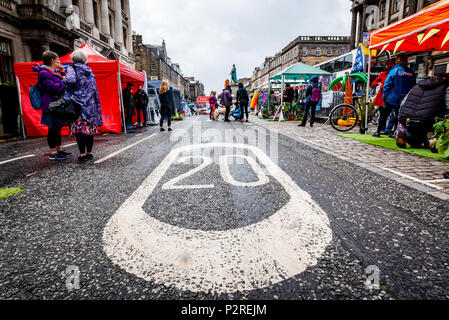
[114, 0, 123, 45]
[125, 0, 132, 51]
[100, 0, 110, 35]
[83, 0, 95, 25]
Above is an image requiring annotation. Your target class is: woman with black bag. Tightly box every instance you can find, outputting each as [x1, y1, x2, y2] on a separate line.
[63, 49, 103, 162]
[32, 51, 70, 161]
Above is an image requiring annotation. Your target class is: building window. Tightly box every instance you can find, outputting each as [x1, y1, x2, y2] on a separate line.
[423, 0, 434, 8]
[404, 0, 410, 14]
[341, 47, 346, 55]
[391, 0, 401, 14]
[302, 47, 308, 56]
[123, 27, 127, 48]
[434, 64, 448, 75]
[327, 47, 332, 56]
[0, 38, 14, 84]
[109, 13, 114, 38]
[316, 47, 321, 57]
[380, 0, 386, 19]
[93, 1, 100, 28]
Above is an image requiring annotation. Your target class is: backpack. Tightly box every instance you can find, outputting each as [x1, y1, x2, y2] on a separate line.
[29, 83, 42, 110]
[311, 85, 321, 103]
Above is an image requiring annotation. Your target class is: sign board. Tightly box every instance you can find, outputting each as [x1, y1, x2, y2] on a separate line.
[351, 45, 365, 74]
[197, 96, 209, 104]
[363, 32, 370, 46]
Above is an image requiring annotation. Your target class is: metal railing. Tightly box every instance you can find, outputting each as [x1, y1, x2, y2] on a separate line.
[100, 33, 109, 44]
[0, 0, 14, 11]
[80, 20, 93, 35]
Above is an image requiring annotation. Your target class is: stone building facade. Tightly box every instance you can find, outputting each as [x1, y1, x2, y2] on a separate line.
[248, 35, 350, 91]
[185, 77, 205, 101]
[0, 0, 135, 66]
[134, 33, 196, 97]
[0, 0, 135, 136]
[350, 0, 447, 76]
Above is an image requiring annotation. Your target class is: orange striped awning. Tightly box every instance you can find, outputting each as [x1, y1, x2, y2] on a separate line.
[370, 0, 449, 53]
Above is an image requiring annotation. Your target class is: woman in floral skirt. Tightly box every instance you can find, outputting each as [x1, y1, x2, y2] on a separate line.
[63, 49, 103, 162]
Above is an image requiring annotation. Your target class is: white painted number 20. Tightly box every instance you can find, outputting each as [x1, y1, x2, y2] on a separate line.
[103, 143, 332, 293]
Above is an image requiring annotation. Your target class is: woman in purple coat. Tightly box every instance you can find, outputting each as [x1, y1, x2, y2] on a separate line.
[32, 51, 70, 160]
[63, 49, 103, 162]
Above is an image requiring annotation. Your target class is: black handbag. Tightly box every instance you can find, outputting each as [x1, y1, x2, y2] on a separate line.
[48, 65, 82, 121]
[48, 97, 82, 121]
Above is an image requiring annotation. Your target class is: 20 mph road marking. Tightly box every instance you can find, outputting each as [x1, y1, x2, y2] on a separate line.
[95, 134, 156, 164]
[103, 143, 332, 293]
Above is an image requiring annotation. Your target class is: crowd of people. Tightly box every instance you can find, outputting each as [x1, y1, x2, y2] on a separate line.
[208, 82, 250, 123]
[371, 53, 449, 149]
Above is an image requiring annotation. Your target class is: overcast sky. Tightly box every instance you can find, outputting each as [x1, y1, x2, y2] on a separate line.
[131, 0, 352, 94]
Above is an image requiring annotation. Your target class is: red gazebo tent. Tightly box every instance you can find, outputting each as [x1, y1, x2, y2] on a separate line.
[14, 44, 145, 137]
[363, 0, 449, 129]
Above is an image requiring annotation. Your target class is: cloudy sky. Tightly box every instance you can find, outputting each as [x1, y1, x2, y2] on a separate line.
[131, 0, 352, 94]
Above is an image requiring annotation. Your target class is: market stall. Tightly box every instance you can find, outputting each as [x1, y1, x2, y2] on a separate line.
[14, 44, 145, 137]
[268, 62, 331, 120]
[366, 0, 449, 129]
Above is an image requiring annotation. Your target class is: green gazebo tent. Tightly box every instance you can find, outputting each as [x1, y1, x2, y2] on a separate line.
[268, 62, 331, 120]
[270, 62, 331, 81]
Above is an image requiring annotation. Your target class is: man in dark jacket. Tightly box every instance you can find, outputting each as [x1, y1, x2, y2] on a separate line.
[397, 76, 448, 148]
[374, 54, 416, 137]
[218, 85, 233, 122]
[134, 85, 149, 127]
[236, 83, 250, 122]
[123, 83, 136, 130]
[283, 84, 295, 104]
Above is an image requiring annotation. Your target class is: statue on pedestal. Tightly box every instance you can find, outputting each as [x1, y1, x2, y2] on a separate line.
[230, 64, 238, 84]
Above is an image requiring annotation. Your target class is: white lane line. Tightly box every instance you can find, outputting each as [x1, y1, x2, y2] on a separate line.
[136, 133, 143, 137]
[423, 179, 449, 184]
[94, 134, 156, 164]
[26, 171, 38, 177]
[382, 167, 444, 190]
[62, 143, 77, 148]
[0, 154, 35, 166]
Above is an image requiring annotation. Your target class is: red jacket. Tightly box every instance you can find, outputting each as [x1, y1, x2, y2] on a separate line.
[371, 71, 389, 107]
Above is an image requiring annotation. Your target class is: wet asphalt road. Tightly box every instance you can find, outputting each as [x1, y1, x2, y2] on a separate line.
[0, 115, 448, 300]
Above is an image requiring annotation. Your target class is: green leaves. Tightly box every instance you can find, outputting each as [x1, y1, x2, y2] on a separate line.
[433, 117, 449, 159]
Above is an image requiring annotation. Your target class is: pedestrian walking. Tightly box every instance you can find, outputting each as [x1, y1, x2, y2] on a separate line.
[236, 83, 249, 122]
[158, 80, 173, 132]
[123, 83, 136, 130]
[209, 91, 217, 121]
[218, 85, 233, 122]
[373, 54, 416, 138]
[63, 49, 103, 162]
[32, 51, 69, 161]
[299, 75, 321, 128]
[134, 84, 149, 127]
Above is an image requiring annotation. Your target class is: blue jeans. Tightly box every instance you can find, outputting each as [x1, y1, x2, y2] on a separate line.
[385, 109, 397, 133]
[377, 101, 398, 134]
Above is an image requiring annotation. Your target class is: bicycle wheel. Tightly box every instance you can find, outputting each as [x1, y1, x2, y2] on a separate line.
[329, 104, 359, 132]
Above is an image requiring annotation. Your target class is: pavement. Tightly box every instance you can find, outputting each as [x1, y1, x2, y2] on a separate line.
[0, 115, 448, 300]
[250, 116, 449, 201]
